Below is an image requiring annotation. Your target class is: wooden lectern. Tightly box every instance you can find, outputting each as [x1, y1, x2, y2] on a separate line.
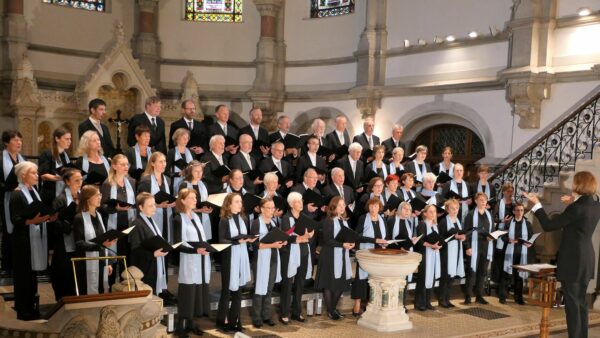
[514, 264, 557, 338]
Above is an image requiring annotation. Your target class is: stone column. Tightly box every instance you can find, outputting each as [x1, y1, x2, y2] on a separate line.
[132, 0, 161, 87]
[248, 0, 285, 132]
[499, 0, 556, 129]
[351, 0, 387, 120]
[0, 0, 28, 128]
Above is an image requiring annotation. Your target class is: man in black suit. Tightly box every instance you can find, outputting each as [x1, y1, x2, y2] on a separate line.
[295, 135, 327, 186]
[382, 124, 406, 159]
[168, 100, 207, 157]
[258, 141, 294, 193]
[208, 104, 239, 155]
[127, 96, 167, 154]
[229, 134, 261, 194]
[335, 142, 365, 194]
[199, 135, 229, 194]
[238, 107, 270, 159]
[269, 115, 298, 160]
[325, 115, 351, 149]
[352, 117, 380, 162]
[78, 98, 116, 157]
[290, 168, 322, 220]
[322, 167, 355, 207]
[526, 171, 600, 338]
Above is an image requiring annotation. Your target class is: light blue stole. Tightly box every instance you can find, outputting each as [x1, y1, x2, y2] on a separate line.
[172, 147, 193, 195]
[150, 173, 173, 243]
[358, 214, 386, 280]
[185, 181, 212, 240]
[286, 216, 312, 279]
[444, 216, 465, 278]
[424, 221, 441, 288]
[504, 218, 529, 279]
[18, 183, 48, 271]
[228, 216, 251, 291]
[255, 217, 281, 295]
[140, 214, 168, 294]
[333, 218, 352, 280]
[2, 150, 24, 233]
[470, 209, 493, 272]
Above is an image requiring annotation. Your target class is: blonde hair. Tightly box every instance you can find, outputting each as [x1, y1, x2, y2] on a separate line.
[171, 128, 191, 143]
[77, 130, 103, 157]
[573, 171, 598, 196]
[422, 204, 438, 224]
[107, 154, 129, 186]
[143, 152, 166, 177]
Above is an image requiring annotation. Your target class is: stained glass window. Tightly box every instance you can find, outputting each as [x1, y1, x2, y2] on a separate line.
[310, 0, 354, 18]
[185, 0, 243, 23]
[42, 0, 105, 12]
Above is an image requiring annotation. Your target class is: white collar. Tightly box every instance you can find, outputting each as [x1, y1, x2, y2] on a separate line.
[250, 123, 260, 130]
[218, 121, 227, 129]
[144, 112, 155, 122]
[183, 117, 194, 124]
[211, 150, 223, 159]
[89, 116, 101, 125]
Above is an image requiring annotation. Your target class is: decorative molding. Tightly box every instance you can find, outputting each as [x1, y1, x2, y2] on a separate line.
[61, 315, 95, 337]
[285, 56, 356, 67]
[97, 306, 121, 338]
[161, 58, 255, 68]
[28, 43, 102, 59]
[556, 13, 600, 28]
[253, 0, 284, 17]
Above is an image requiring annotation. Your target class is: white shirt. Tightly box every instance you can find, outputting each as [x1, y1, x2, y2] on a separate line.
[184, 117, 194, 129]
[212, 151, 223, 165]
[279, 130, 287, 139]
[349, 158, 357, 174]
[308, 152, 317, 167]
[336, 130, 345, 145]
[144, 112, 155, 124]
[273, 159, 282, 172]
[241, 151, 253, 169]
[391, 137, 400, 147]
[250, 123, 260, 139]
[218, 121, 228, 135]
[89, 117, 103, 136]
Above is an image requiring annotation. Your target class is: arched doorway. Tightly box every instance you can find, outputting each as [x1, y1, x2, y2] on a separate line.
[413, 124, 485, 180]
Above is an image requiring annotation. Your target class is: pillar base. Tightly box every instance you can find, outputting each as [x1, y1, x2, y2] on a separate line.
[358, 307, 412, 332]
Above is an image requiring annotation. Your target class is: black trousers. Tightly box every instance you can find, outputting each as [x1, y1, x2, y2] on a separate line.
[1, 225, 12, 272]
[251, 269, 277, 322]
[280, 254, 309, 317]
[465, 254, 488, 298]
[438, 273, 459, 305]
[562, 281, 588, 338]
[415, 272, 435, 309]
[217, 257, 243, 325]
[50, 250, 76, 301]
[178, 283, 210, 322]
[498, 271, 523, 301]
[13, 251, 37, 319]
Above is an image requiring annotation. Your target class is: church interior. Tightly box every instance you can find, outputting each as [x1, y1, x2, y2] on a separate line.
[1, 0, 600, 337]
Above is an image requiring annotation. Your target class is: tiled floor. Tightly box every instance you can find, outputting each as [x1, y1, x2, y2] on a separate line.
[2, 272, 599, 337]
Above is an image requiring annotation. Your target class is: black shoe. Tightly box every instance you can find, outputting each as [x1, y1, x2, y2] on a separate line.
[233, 323, 244, 332]
[216, 322, 231, 333]
[417, 306, 426, 311]
[447, 302, 456, 308]
[426, 304, 435, 310]
[252, 321, 263, 328]
[189, 326, 204, 336]
[264, 319, 276, 326]
[279, 317, 290, 325]
[334, 309, 345, 318]
[351, 311, 361, 317]
[327, 312, 341, 320]
[291, 314, 306, 322]
[499, 298, 507, 304]
[464, 297, 472, 305]
[440, 302, 450, 308]
[476, 297, 489, 305]
[516, 298, 525, 305]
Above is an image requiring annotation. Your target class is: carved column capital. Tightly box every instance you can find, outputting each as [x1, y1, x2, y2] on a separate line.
[506, 78, 552, 129]
[253, 0, 283, 17]
[137, 0, 159, 13]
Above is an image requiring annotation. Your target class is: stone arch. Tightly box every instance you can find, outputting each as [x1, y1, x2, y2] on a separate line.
[37, 121, 54, 153]
[289, 107, 356, 136]
[398, 100, 495, 158]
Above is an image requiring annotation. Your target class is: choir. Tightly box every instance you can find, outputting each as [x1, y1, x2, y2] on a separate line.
[0, 99, 539, 336]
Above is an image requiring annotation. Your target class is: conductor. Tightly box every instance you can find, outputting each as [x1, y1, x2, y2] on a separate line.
[524, 171, 600, 338]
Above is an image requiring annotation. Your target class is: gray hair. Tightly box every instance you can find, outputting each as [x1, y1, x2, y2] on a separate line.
[422, 172, 437, 184]
[263, 172, 278, 184]
[331, 167, 344, 176]
[348, 142, 363, 153]
[15, 161, 38, 184]
[287, 191, 303, 205]
[397, 201, 412, 215]
[392, 147, 404, 156]
[392, 124, 404, 131]
[209, 134, 225, 149]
